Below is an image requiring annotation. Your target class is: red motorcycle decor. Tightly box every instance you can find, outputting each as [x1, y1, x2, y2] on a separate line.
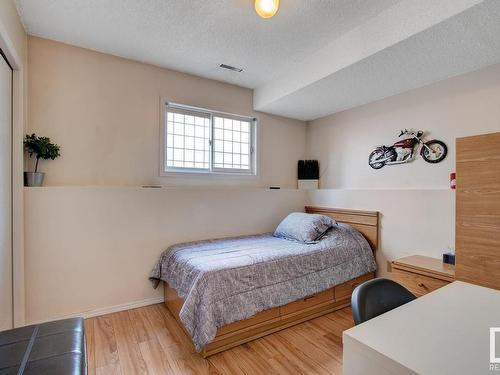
[369, 129, 447, 169]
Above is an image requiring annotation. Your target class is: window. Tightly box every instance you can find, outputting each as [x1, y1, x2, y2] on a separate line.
[161, 103, 256, 175]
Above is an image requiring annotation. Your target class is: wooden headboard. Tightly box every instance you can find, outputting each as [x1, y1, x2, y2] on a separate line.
[305, 206, 379, 252]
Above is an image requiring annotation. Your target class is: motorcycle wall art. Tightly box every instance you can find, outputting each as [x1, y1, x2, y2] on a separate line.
[369, 129, 447, 169]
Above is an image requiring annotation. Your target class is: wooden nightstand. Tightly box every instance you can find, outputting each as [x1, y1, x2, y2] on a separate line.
[391, 255, 455, 297]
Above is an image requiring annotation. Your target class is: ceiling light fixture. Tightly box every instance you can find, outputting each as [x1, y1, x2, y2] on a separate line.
[255, 0, 280, 19]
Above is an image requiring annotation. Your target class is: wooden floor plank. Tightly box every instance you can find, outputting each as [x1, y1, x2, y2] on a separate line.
[328, 308, 355, 327]
[209, 344, 276, 375]
[96, 364, 124, 375]
[139, 339, 176, 375]
[283, 327, 342, 374]
[293, 321, 344, 362]
[151, 305, 220, 375]
[245, 332, 282, 359]
[84, 318, 96, 375]
[155, 304, 199, 354]
[247, 338, 307, 374]
[85, 304, 354, 375]
[128, 307, 155, 344]
[278, 328, 343, 374]
[261, 334, 332, 375]
[93, 315, 120, 369]
[310, 314, 348, 338]
[111, 311, 149, 375]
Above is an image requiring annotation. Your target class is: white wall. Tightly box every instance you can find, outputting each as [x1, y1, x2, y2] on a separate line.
[0, 38, 13, 331]
[0, 0, 27, 327]
[308, 189, 454, 277]
[307, 63, 500, 275]
[25, 187, 306, 323]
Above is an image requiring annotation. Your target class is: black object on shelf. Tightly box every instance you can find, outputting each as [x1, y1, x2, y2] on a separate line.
[298, 160, 319, 180]
[443, 252, 455, 265]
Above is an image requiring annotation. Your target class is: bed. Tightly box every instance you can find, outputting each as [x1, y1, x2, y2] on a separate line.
[150, 206, 379, 357]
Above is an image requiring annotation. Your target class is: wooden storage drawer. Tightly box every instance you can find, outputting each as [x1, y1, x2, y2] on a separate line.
[217, 306, 280, 336]
[392, 268, 448, 296]
[334, 273, 375, 301]
[280, 288, 334, 316]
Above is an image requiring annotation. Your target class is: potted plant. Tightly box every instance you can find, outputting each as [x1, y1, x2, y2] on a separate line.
[24, 133, 60, 186]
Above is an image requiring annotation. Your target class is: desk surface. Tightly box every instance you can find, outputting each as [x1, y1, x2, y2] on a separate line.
[343, 281, 500, 375]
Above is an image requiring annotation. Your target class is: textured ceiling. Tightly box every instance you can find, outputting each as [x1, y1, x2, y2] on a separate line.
[15, 0, 400, 89]
[255, 0, 500, 120]
[16, 0, 500, 120]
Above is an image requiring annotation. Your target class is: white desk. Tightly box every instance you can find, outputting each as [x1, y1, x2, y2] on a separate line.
[343, 281, 500, 375]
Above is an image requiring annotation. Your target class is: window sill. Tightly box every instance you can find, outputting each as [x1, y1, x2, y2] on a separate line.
[160, 170, 258, 179]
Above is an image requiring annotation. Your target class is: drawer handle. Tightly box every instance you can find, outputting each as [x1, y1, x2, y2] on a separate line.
[418, 282, 429, 290]
[303, 296, 315, 301]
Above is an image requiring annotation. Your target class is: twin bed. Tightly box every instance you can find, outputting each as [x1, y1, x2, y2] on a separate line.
[150, 206, 379, 357]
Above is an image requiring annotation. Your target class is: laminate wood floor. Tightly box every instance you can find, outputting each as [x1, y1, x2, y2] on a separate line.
[84, 304, 354, 375]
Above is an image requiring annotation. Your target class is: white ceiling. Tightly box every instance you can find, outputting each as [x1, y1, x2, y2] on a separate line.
[16, 0, 400, 88]
[16, 0, 500, 121]
[255, 0, 500, 120]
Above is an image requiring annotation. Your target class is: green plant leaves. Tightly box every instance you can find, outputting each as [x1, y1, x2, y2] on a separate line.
[24, 133, 61, 160]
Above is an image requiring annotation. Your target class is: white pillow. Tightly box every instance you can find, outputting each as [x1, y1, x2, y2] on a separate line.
[273, 212, 337, 243]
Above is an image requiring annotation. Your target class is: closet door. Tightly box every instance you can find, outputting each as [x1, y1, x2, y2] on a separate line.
[456, 132, 500, 290]
[0, 51, 12, 331]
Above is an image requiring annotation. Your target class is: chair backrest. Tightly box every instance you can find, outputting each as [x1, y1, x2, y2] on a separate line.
[351, 278, 416, 325]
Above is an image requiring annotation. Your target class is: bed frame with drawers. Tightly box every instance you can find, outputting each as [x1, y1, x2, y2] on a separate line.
[163, 206, 379, 357]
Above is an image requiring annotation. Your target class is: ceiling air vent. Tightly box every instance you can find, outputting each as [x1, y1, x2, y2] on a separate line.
[219, 64, 243, 73]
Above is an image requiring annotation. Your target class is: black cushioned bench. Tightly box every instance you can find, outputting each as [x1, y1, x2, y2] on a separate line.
[0, 317, 87, 375]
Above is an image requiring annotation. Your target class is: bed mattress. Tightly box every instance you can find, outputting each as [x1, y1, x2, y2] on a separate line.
[150, 223, 376, 351]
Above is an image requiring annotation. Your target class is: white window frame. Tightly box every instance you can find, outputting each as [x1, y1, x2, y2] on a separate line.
[160, 101, 257, 177]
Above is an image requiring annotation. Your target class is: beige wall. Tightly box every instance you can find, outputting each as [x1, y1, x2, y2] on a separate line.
[25, 187, 306, 323]
[0, 0, 25, 62]
[24, 36, 308, 322]
[23, 30, 500, 321]
[0, 0, 27, 327]
[307, 63, 500, 274]
[27, 37, 306, 188]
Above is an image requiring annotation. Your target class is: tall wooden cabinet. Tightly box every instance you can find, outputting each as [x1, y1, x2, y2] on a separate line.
[456, 132, 500, 290]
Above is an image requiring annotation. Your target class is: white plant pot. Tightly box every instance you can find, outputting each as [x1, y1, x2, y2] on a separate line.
[24, 172, 45, 187]
[298, 179, 319, 190]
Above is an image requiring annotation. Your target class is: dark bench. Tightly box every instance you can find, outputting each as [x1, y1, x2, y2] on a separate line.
[0, 317, 87, 375]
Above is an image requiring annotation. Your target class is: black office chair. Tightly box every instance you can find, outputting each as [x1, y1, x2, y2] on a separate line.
[351, 278, 416, 325]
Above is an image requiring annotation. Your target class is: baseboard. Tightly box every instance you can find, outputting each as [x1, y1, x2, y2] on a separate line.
[27, 296, 165, 325]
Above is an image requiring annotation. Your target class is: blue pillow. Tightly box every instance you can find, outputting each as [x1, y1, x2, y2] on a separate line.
[273, 212, 337, 243]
